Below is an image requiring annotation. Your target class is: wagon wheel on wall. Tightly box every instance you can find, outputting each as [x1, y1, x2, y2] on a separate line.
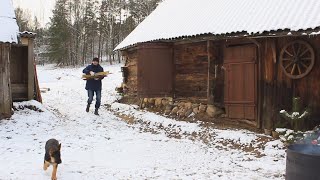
[280, 40, 315, 79]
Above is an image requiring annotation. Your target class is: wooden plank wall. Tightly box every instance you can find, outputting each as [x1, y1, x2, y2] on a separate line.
[174, 42, 210, 101]
[0, 44, 12, 119]
[123, 49, 138, 96]
[260, 36, 320, 129]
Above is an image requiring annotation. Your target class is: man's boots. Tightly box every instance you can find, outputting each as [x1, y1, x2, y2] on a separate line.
[86, 104, 90, 112]
[94, 108, 99, 115]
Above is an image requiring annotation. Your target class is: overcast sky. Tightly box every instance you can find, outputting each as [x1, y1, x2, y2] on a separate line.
[12, 0, 56, 27]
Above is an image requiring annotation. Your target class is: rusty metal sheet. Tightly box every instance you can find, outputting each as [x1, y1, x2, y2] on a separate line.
[137, 44, 173, 97]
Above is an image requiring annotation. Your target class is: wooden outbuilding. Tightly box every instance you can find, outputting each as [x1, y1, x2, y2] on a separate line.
[11, 32, 37, 102]
[0, 0, 38, 119]
[115, 0, 320, 130]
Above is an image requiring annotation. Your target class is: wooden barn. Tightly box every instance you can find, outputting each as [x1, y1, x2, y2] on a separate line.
[0, 0, 38, 119]
[115, 0, 320, 130]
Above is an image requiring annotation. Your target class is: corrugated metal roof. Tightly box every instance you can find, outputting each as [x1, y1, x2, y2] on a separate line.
[115, 0, 320, 50]
[19, 31, 37, 38]
[0, 0, 19, 43]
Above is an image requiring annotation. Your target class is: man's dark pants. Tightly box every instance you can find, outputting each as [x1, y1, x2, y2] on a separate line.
[87, 90, 101, 109]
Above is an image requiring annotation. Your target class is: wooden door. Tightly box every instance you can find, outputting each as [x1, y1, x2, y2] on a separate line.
[224, 44, 257, 121]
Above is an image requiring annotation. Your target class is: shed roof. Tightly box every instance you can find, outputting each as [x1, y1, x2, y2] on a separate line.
[19, 31, 37, 38]
[115, 0, 320, 50]
[0, 0, 19, 43]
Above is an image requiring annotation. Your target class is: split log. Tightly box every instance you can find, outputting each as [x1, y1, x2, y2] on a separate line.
[82, 71, 111, 80]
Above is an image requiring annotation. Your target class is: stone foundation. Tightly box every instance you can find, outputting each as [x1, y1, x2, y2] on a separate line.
[139, 97, 225, 119]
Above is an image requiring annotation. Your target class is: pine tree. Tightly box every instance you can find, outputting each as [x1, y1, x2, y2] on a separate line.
[48, 0, 72, 65]
[82, 0, 99, 64]
[70, 0, 84, 65]
[97, 0, 108, 60]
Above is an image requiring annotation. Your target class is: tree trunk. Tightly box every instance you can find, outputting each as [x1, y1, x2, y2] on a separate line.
[98, 28, 102, 59]
[82, 36, 87, 65]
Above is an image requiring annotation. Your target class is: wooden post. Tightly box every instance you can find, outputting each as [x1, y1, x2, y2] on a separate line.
[248, 38, 262, 129]
[34, 61, 42, 103]
[171, 45, 175, 99]
[207, 40, 214, 104]
[0, 44, 12, 119]
[28, 38, 35, 100]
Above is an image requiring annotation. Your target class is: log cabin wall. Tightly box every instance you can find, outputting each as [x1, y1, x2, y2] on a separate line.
[173, 41, 213, 102]
[120, 35, 320, 130]
[123, 49, 138, 97]
[260, 36, 320, 129]
[122, 42, 214, 102]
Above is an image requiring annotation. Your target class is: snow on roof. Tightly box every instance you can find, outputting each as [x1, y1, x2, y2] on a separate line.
[115, 0, 320, 50]
[19, 31, 37, 38]
[0, 0, 19, 43]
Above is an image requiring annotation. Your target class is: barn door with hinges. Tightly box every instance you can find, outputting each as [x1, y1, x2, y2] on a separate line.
[223, 44, 257, 121]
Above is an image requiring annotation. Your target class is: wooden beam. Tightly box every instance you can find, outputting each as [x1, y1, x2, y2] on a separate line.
[28, 39, 35, 100]
[171, 45, 176, 99]
[0, 44, 12, 119]
[207, 40, 214, 104]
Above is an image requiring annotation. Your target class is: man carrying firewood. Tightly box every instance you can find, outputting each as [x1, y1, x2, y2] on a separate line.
[82, 57, 104, 115]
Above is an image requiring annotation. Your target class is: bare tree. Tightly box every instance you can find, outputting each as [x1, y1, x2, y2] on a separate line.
[43, 0, 162, 66]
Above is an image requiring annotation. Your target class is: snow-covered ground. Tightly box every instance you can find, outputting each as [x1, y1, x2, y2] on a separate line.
[0, 63, 286, 179]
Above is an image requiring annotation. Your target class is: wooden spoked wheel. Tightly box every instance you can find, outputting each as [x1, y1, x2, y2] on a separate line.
[280, 40, 315, 79]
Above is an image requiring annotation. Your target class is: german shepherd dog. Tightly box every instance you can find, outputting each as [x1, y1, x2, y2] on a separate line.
[43, 139, 62, 180]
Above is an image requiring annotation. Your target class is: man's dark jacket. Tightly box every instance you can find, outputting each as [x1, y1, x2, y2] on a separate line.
[82, 64, 104, 90]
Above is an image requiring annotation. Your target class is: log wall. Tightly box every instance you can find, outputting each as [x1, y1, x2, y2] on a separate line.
[121, 35, 320, 129]
[123, 49, 138, 96]
[174, 42, 211, 101]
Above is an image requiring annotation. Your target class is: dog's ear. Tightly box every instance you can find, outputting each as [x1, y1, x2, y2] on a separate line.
[59, 143, 61, 150]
